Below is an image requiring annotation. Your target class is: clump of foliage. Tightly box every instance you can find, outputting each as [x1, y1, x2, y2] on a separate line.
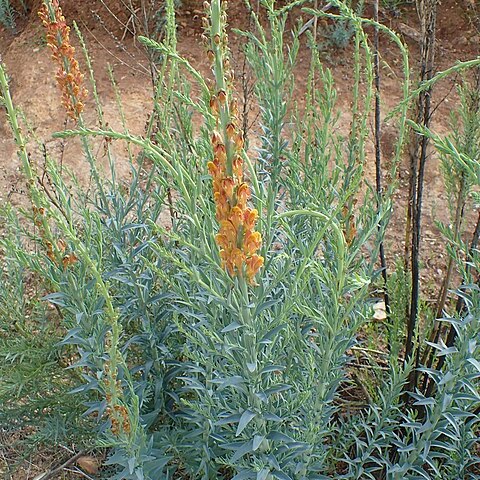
[1, 0, 480, 479]
[380, 0, 412, 17]
[0, 0, 16, 29]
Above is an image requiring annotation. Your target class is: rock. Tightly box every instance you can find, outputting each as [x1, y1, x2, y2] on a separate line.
[373, 309, 387, 321]
[373, 301, 387, 321]
[77, 456, 100, 474]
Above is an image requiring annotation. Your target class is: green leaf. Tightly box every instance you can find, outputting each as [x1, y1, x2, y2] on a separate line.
[273, 471, 293, 480]
[259, 324, 287, 345]
[254, 299, 280, 317]
[216, 413, 242, 426]
[236, 410, 256, 436]
[222, 321, 244, 333]
[232, 470, 255, 480]
[253, 435, 264, 451]
[257, 468, 270, 480]
[231, 439, 254, 462]
[467, 357, 480, 373]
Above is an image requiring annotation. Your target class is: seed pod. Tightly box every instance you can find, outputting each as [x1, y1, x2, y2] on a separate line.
[226, 122, 236, 140]
[218, 90, 227, 105]
[214, 143, 227, 162]
[211, 131, 222, 146]
[230, 99, 239, 118]
[234, 132, 244, 151]
[57, 238, 67, 253]
[209, 95, 219, 113]
[62, 253, 78, 268]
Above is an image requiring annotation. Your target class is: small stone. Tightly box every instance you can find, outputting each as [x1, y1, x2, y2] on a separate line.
[373, 301, 386, 311]
[373, 309, 387, 321]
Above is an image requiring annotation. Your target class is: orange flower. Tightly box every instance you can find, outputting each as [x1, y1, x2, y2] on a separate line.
[235, 183, 250, 211]
[243, 231, 262, 256]
[233, 155, 243, 179]
[244, 209, 259, 230]
[246, 255, 264, 280]
[221, 177, 235, 199]
[229, 206, 243, 230]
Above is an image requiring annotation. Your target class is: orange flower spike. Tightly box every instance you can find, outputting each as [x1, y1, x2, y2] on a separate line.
[206, 0, 263, 282]
[38, 0, 87, 120]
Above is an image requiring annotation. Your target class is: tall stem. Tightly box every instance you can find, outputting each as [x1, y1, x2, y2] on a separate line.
[404, 0, 438, 396]
[373, 0, 390, 320]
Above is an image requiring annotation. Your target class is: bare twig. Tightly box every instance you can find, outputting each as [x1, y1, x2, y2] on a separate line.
[81, 20, 150, 76]
[36, 450, 86, 480]
[404, 0, 439, 397]
[64, 466, 96, 480]
[298, 3, 333, 36]
[373, 0, 391, 327]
